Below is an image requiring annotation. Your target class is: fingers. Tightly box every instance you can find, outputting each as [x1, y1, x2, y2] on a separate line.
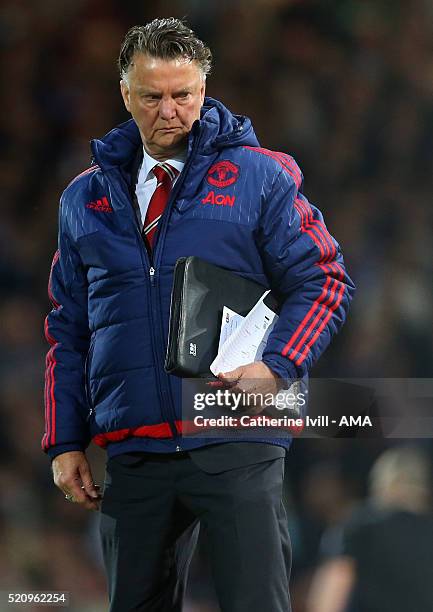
[64, 491, 101, 512]
[79, 463, 102, 500]
[208, 365, 276, 413]
[206, 378, 225, 388]
[218, 368, 257, 395]
[62, 482, 103, 511]
[52, 451, 103, 512]
[62, 477, 97, 508]
[216, 367, 266, 413]
[218, 367, 243, 382]
[217, 362, 281, 395]
[217, 367, 243, 387]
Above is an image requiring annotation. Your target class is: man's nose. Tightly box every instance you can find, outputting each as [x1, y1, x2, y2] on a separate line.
[159, 98, 177, 120]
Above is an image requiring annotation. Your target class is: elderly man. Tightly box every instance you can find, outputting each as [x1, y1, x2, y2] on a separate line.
[43, 18, 354, 612]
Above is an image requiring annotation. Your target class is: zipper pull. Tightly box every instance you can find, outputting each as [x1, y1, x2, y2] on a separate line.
[149, 266, 155, 284]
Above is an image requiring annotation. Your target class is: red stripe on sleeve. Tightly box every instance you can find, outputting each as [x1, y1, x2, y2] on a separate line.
[45, 346, 57, 446]
[296, 195, 337, 262]
[43, 317, 56, 449]
[244, 147, 337, 263]
[282, 276, 333, 356]
[289, 277, 341, 362]
[42, 365, 48, 450]
[244, 145, 348, 372]
[288, 260, 348, 365]
[269, 151, 336, 262]
[244, 146, 303, 189]
[295, 282, 346, 365]
[294, 200, 328, 261]
[48, 251, 60, 309]
[277, 153, 303, 187]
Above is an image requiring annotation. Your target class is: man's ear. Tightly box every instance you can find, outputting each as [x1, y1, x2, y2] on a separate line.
[120, 79, 131, 113]
[200, 78, 206, 106]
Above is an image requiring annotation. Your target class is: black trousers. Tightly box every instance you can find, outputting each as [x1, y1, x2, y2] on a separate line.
[99, 450, 292, 612]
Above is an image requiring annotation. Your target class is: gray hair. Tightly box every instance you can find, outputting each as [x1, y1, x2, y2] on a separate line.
[369, 445, 431, 511]
[118, 18, 212, 81]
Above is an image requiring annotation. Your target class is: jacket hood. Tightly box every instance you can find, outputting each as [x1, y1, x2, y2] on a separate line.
[90, 97, 259, 170]
[197, 96, 259, 153]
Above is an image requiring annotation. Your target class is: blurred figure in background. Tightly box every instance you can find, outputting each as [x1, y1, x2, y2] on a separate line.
[306, 444, 433, 612]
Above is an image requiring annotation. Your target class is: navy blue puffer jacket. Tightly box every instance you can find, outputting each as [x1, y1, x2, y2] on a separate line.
[42, 97, 355, 459]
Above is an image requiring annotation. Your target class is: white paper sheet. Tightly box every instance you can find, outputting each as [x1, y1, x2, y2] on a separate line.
[218, 306, 245, 352]
[210, 294, 305, 416]
[210, 291, 278, 375]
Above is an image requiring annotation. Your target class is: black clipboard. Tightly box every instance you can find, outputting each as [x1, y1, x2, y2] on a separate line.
[164, 257, 278, 378]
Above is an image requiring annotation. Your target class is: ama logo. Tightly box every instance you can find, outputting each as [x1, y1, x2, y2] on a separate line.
[207, 160, 240, 188]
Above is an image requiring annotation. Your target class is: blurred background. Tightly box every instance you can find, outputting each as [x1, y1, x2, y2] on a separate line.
[1, 0, 432, 610]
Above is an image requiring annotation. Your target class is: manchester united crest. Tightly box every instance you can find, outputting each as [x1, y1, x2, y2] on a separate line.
[206, 160, 240, 188]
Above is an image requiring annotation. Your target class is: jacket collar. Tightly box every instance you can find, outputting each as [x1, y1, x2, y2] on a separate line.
[90, 97, 260, 172]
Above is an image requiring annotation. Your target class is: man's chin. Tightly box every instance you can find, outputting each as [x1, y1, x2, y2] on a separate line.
[155, 132, 187, 151]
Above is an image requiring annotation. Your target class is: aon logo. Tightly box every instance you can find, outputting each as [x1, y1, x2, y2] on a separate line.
[202, 191, 235, 207]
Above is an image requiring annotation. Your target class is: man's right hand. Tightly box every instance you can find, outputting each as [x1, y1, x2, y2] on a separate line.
[52, 451, 103, 511]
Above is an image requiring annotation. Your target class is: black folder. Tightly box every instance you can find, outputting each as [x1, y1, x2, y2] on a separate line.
[165, 257, 278, 378]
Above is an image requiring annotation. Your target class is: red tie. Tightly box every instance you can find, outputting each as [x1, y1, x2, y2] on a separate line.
[142, 163, 179, 249]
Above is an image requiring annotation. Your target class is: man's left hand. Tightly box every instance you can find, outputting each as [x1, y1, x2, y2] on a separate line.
[210, 362, 282, 414]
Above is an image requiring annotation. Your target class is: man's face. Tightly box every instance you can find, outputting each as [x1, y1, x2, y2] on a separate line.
[120, 53, 206, 160]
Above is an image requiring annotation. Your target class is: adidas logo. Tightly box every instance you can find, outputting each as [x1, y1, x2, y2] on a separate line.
[86, 196, 113, 213]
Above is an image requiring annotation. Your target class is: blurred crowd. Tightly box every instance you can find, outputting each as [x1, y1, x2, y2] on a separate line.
[1, 0, 432, 610]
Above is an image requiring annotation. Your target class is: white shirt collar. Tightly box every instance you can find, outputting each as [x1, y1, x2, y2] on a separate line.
[141, 146, 186, 180]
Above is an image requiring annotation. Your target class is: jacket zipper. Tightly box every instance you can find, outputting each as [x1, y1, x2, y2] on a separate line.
[131, 220, 177, 436]
[149, 128, 203, 441]
[115, 124, 202, 443]
[146, 261, 178, 437]
[119, 173, 188, 439]
[112, 166, 174, 437]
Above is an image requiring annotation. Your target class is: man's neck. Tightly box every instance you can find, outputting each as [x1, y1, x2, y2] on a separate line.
[143, 143, 187, 163]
